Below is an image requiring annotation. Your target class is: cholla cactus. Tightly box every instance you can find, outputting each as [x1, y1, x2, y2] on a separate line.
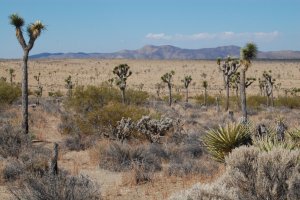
[217, 56, 240, 111]
[161, 71, 175, 106]
[181, 75, 192, 102]
[136, 116, 173, 143]
[115, 117, 135, 142]
[113, 64, 132, 104]
[262, 70, 276, 107]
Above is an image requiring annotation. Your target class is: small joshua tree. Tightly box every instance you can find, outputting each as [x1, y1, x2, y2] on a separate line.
[108, 78, 114, 88]
[181, 75, 192, 102]
[240, 43, 258, 120]
[155, 83, 165, 98]
[9, 13, 46, 134]
[9, 68, 16, 85]
[262, 70, 276, 107]
[113, 64, 132, 104]
[161, 71, 175, 106]
[217, 56, 240, 111]
[202, 80, 208, 106]
[65, 75, 74, 97]
[33, 72, 43, 105]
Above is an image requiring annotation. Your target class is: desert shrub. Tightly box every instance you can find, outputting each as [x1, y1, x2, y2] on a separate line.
[99, 142, 161, 172]
[194, 94, 216, 106]
[0, 80, 21, 105]
[125, 88, 149, 105]
[169, 146, 300, 200]
[87, 102, 149, 128]
[66, 85, 120, 113]
[275, 96, 300, 109]
[247, 95, 267, 109]
[203, 123, 251, 162]
[9, 173, 101, 200]
[163, 93, 183, 103]
[0, 124, 30, 158]
[148, 143, 169, 160]
[224, 146, 300, 199]
[3, 159, 23, 182]
[64, 135, 95, 151]
[48, 90, 63, 98]
[58, 113, 79, 135]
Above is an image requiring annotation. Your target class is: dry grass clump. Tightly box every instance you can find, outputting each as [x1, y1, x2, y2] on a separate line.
[9, 173, 101, 200]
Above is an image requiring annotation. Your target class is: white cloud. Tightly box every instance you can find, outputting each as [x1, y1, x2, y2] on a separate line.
[145, 31, 280, 41]
[145, 33, 171, 40]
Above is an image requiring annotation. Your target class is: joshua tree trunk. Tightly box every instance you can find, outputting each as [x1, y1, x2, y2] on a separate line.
[204, 88, 207, 106]
[22, 50, 29, 134]
[271, 91, 274, 107]
[240, 69, 247, 120]
[121, 89, 125, 104]
[49, 143, 59, 175]
[267, 96, 270, 107]
[225, 82, 230, 111]
[185, 87, 188, 102]
[168, 84, 172, 106]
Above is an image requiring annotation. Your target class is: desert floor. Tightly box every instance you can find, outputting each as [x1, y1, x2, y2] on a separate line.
[1, 59, 300, 96]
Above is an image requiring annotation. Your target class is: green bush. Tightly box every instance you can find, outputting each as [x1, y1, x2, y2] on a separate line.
[125, 89, 149, 105]
[0, 80, 21, 105]
[247, 95, 267, 109]
[162, 93, 183, 103]
[194, 94, 216, 106]
[48, 90, 63, 98]
[203, 123, 251, 162]
[87, 102, 149, 127]
[275, 96, 300, 109]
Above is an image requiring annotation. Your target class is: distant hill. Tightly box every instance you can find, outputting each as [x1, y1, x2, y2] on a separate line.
[30, 45, 300, 60]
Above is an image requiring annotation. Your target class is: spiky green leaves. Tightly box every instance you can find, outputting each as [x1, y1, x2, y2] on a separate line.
[9, 14, 24, 28]
[203, 123, 251, 162]
[161, 71, 175, 85]
[27, 20, 46, 39]
[113, 64, 132, 90]
[181, 75, 192, 88]
[202, 80, 208, 89]
[240, 43, 258, 62]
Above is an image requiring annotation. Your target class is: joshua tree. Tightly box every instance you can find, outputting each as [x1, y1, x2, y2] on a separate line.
[113, 64, 132, 104]
[202, 80, 208, 106]
[240, 43, 258, 120]
[181, 75, 192, 102]
[9, 68, 15, 85]
[33, 72, 43, 105]
[258, 78, 266, 96]
[262, 70, 276, 107]
[161, 71, 175, 106]
[155, 83, 165, 98]
[9, 14, 45, 134]
[65, 75, 74, 97]
[217, 56, 240, 111]
[230, 72, 256, 108]
[108, 78, 114, 88]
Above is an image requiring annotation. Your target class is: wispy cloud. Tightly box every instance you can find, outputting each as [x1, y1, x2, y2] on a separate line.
[145, 31, 279, 41]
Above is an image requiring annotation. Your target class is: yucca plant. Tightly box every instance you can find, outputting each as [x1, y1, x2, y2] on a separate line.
[253, 135, 297, 152]
[203, 123, 251, 162]
[287, 129, 300, 148]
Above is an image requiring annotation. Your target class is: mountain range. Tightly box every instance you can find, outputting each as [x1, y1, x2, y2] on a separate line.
[30, 45, 300, 60]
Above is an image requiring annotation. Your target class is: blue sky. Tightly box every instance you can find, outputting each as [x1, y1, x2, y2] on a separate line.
[1, 0, 300, 58]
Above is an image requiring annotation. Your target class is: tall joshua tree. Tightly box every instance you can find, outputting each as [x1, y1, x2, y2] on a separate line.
[113, 64, 132, 104]
[161, 71, 175, 106]
[181, 75, 192, 102]
[9, 14, 45, 134]
[240, 43, 258, 120]
[217, 56, 240, 111]
[202, 80, 208, 106]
